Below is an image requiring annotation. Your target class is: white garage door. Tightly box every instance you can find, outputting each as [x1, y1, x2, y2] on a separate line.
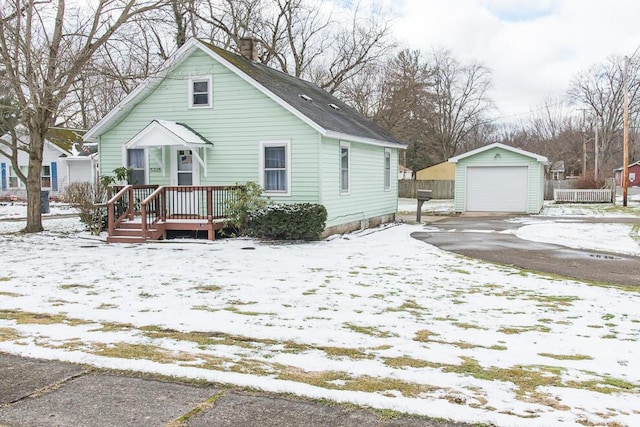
[466, 166, 528, 212]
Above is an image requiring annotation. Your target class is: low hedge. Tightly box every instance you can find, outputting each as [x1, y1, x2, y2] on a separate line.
[248, 203, 327, 240]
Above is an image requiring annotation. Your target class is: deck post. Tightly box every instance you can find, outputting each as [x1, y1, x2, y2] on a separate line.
[206, 188, 214, 240]
[127, 186, 135, 220]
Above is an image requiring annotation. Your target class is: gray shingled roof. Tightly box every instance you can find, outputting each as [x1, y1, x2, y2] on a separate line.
[205, 43, 406, 148]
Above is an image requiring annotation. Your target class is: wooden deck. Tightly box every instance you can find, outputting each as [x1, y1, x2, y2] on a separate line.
[106, 185, 242, 243]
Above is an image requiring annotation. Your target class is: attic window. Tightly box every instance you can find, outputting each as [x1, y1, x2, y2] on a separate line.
[189, 76, 212, 108]
[328, 103, 340, 111]
[299, 94, 313, 102]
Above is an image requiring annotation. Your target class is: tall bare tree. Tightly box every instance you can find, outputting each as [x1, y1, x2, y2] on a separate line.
[0, 0, 167, 233]
[189, 0, 395, 95]
[425, 49, 494, 161]
[567, 55, 640, 175]
[0, 69, 22, 187]
[501, 99, 583, 178]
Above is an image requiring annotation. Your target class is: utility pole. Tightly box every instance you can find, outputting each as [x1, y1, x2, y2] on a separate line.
[594, 119, 599, 181]
[623, 56, 630, 207]
[581, 109, 587, 177]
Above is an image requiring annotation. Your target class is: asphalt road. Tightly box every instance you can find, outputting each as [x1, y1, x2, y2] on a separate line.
[412, 215, 640, 287]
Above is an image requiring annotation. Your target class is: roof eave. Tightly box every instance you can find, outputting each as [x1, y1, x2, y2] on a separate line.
[323, 130, 406, 148]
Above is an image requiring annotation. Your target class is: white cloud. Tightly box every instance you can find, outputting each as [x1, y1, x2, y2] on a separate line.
[392, 0, 640, 120]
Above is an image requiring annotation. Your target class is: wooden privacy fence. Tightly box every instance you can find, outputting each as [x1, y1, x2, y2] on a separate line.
[399, 180, 454, 199]
[553, 189, 613, 203]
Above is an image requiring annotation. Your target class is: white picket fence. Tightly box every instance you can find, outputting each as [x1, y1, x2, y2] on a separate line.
[553, 189, 613, 203]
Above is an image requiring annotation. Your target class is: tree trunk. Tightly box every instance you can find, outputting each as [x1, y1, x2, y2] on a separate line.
[24, 131, 45, 233]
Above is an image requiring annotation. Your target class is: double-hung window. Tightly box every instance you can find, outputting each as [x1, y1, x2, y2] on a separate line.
[41, 165, 51, 188]
[384, 149, 391, 190]
[8, 166, 25, 189]
[260, 141, 290, 194]
[189, 76, 212, 108]
[340, 142, 350, 193]
[128, 148, 146, 184]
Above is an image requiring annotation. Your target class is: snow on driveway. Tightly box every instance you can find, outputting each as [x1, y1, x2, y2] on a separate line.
[0, 203, 639, 427]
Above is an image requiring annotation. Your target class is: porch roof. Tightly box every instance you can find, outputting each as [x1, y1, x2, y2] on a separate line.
[125, 120, 212, 149]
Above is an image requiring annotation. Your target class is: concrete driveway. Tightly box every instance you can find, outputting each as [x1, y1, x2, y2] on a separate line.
[412, 215, 640, 287]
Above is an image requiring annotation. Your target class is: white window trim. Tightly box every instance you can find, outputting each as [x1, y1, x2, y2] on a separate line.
[384, 148, 391, 191]
[340, 141, 350, 194]
[259, 140, 291, 196]
[121, 146, 149, 184]
[41, 164, 52, 189]
[8, 166, 25, 189]
[188, 75, 213, 109]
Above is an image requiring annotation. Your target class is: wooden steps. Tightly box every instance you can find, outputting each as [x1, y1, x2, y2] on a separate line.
[107, 221, 154, 244]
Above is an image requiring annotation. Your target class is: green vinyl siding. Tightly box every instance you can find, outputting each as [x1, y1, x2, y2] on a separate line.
[320, 137, 398, 227]
[99, 49, 319, 202]
[97, 46, 401, 230]
[453, 146, 545, 214]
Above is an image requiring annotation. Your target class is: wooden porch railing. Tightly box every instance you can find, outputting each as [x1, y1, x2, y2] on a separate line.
[107, 185, 243, 240]
[106, 185, 135, 238]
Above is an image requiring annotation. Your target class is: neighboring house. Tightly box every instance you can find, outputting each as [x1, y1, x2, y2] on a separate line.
[83, 38, 405, 239]
[549, 160, 565, 181]
[449, 143, 548, 214]
[398, 165, 413, 180]
[614, 161, 640, 187]
[1, 127, 95, 200]
[416, 162, 455, 181]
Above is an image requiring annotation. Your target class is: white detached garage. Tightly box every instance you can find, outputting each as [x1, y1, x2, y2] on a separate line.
[449, 143, 549, 214]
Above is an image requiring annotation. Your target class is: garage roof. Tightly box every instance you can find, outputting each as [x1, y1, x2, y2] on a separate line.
[448, 142, 549, 165]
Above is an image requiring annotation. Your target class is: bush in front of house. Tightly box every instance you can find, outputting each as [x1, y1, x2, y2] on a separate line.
[247, 203, 327, 240]
[65, 182, 108, 235]
[223, 182, 271, 237]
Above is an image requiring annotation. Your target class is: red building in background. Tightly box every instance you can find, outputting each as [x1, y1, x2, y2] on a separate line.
[614, 161, 640, 187]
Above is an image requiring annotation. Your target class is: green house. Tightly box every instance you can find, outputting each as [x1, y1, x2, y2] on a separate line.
[449, 143, 548, 214]
[84, 38, 405, 241]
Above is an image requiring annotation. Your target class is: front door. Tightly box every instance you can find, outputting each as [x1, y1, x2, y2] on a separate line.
[171, 147, 200, 215]
[175, 150, 194, 185]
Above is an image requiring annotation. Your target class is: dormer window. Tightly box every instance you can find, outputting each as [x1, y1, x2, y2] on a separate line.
[189, 76, 212, 108]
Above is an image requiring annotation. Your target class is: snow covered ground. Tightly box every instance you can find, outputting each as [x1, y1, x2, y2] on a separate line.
[1, 200, 639, 426]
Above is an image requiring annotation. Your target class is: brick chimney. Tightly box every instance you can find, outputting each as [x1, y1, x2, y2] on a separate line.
[239, 37, 259, 62]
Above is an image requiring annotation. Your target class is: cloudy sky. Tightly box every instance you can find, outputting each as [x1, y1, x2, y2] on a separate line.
[389, 0, 640, 121]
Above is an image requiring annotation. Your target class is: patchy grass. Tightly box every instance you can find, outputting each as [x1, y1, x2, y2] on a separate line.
[452, 322, 486, 330]
[277, 367, 437, 398]
[191, 285, 222, 293]
[96, 303, 118, 309]
[414, 329, 439, 342]
[344, 323, 395, 338]
[60, 284, 94, 290]
[0, 291, 22, 297]
[498, 325, 551, 335]
[223, 306, 274, 316]
[538, 353, 594, 361]
[0, 327, 23, 341]
[92, 342, 199, 364]
[0, 309, 91, 326]
[318, 346, 373, 360]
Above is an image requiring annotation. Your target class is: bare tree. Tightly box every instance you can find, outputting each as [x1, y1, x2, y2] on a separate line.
[425, 49, 494, 161]
[502, 98, 583, 178]
[567, 55, 640, 175]
[0, 70, 23, 188]
[0, 0, 167, 233]
[190, 0, 395, 95]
